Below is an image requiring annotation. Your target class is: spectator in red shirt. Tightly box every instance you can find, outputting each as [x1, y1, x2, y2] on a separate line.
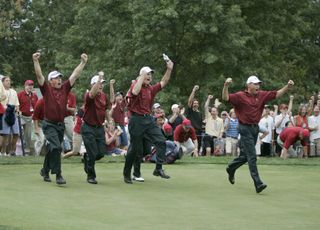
[32, 98, 45, 156]
[222, 75, 294, 193]
[63, 106, 85, 159]
[18, 80, 38, 155]
[278, 127, 309, 159]
[174, 119, 198, 156]
[33, 52, 87, 185]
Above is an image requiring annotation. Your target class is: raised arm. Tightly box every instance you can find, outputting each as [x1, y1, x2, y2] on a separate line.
[132, 74, 146, 96]
[222, 78, 232, 101]
[160, 59, 174, 88]
[276, 80, 294, 98]
[288, 95, 294, 113]
[69, 53, 88, 86]
[204, 95, 213, 119]
[32, 52, 45, 86]
[109, 79, 115, 103]
[188, 85, 199, 108]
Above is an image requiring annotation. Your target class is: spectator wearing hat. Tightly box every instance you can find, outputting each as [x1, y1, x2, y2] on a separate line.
[17, 80, 38, 155]
[123, 57, 174, 184]
[81, 72, 109, 184]
[109, 79, 128, 150]
[0, 76, 20, 156]
[222, 75, 294, 193]
[168, 103, 186, 131]
[186, 85, 203, 153]
[174, 119, 198, 156]
[33, 52, 88, 185]
[32, 98, 45, 156]
[203, 95, 224, 156]
[152, 103, 161, 115]
[258, 105, 275, 157]
[277, 126, 309, 159]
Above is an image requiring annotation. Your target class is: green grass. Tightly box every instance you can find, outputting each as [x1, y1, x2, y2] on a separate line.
[0, 157, 320, 230]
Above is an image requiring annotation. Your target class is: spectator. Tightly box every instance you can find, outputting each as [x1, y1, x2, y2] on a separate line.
[174, 119, 198, 156]
[105, 121, 126, 156]
[258, 105, 274, 157]
[17, 80, 38, 155]
[0, 76, 20, 156]
[186, 85, 203, 153]
[168, 104, 186, 131]
[64, 91, 77, 151]
[294, 104, 309, 129]
[277, 126, 309, 159]
[62, 106, 85, 158]
[225, 109, 239, 156]
[308, 105, 320, 156]
[110, 79, 128, 150]
[32, 98, 45, 156]
[203, 95, 224, 156]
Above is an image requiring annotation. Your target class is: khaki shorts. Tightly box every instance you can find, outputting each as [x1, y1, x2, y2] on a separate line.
[72, 132, 83, 153]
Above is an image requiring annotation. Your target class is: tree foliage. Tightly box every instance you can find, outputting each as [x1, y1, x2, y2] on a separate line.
[0, 0, 319, 111]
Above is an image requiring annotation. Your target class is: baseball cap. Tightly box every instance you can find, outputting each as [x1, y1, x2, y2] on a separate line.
[246, 75, 262, 84]
[171, 104, 179, 110]
[115, 91, 123, 97]
[24, 80, 34, 86]
[163, 123, 172, 133]
[182, 119, 192, 128]
[48, 70, 63, 81]
[153, 103, 161, 109]
[90, 75, 106, 85]
[139, 66, 154, 75]
[302, 129, 310, 139]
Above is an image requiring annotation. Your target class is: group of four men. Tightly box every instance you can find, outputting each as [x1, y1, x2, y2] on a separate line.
[32, 52, 294, 193]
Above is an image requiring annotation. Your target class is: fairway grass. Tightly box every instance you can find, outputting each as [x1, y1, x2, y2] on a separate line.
[0, 161, 319, 230]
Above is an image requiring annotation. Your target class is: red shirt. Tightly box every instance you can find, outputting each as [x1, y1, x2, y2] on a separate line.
[83, 92, 108, 126]
[73, 115, 83, 134]
[127, 82, 162, 115]
[112, 100, 126, 125]
[40, 80, 72, 122]
[280, 127, 308, 149]
[295, 115, 308, 129]
[106, 132, 116, 151]
[174, 124, 197, 142]
[32, 98, 44, 121]
[18, 90, 38, 116]
[66, 92, 77, 117]
[229, 90, 277, 124]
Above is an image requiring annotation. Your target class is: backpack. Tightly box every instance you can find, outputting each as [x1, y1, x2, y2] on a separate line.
[4, 104, 16, 126]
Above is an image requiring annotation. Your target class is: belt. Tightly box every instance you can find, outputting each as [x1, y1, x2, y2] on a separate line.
[240, 123, 258, 127]
[84, 121, 102, 128]
[131, 112, 151, 117]
[44, 119, 64, 126]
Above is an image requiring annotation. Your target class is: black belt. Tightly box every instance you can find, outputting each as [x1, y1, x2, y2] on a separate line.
[239, 123, 258, 127]
[131, 112, 151, 117]
[44, 119, 64, 126]
[84, 121, 102, 128]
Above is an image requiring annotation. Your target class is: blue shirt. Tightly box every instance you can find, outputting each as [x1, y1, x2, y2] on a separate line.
[225, 118, 239, 138]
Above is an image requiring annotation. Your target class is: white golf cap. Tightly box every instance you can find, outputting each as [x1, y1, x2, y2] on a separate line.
[90, 75, 106, 85]
[246, 75, 262, 84]
[171, 104, 179, 110]
[48, 70, 63, 81]
[139, 66, 154, 75]
[153, 103, 161, 109]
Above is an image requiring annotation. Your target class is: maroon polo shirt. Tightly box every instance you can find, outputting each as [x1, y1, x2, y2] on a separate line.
[174, 124, 197, 142]
[280, 127, 308, 149]
[66, 92, 77, 117]
[18, 90, 38, 116]
[40, 80, 72, 122]
[83, 92, 108, 126]
[127, 81, 162, 115]
[228, 90, 277, 125]
[112, 100, 126, 125]
[32, 98, 44, 121]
